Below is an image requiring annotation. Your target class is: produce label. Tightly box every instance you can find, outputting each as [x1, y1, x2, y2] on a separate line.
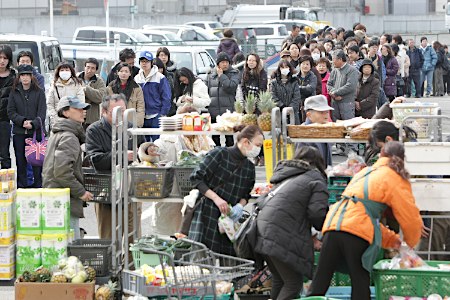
[16, 234, 41, 277]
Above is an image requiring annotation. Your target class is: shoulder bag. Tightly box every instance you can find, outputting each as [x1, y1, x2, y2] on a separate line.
[234, 176, 295, 259]
[25, 117, 48, 167]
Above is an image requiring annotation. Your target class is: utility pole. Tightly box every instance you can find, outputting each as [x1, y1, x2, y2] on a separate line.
[105, 0, 110, 49]
[50, 0, 54, 37]
[131, 0, 135, 28]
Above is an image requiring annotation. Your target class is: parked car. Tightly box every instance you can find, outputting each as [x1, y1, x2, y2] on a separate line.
[262, 20, 319, 34]
[0, 33, 63, 89]
[250, 24, 288, 56]
[72, 26, 151, 44]
[184, 21, 224, 37]
[142, 25, 219, 59]
[137, 29, 184, 45]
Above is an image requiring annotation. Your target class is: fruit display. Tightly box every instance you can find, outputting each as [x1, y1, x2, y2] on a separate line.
[257, 91, 276, 131]
[213, 110, 243, 132]
[328, 151, 366, 177]
[17, 256, 96, 284]
[95, 280, 118, 300]
[234, 98, 244, 115]
[242, 93, 258, 126]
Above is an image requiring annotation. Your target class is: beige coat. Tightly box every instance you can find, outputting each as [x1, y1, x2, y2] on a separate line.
[79, 73, 107, 125]
[106, 83, 145, 127]
[47, 78, 85, 126]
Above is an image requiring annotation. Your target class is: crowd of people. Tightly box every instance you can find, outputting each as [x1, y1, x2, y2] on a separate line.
[0, 21, 448, 300]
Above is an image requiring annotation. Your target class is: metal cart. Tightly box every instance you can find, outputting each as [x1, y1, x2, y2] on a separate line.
[76, 106, 125, 284]
[122, 239, 254, 299]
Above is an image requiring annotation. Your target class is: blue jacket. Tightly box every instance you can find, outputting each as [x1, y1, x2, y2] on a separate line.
[134, 65, 171, 116]
[32, 69, 45, 91]
[406, 47, 424, 71]
[421, 45, 437, 72]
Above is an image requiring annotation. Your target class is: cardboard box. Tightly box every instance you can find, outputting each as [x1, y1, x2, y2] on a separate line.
[0, 243, 15, 265]
[15, 281, 95, 300]
[0, 263, 14, 280]
[0, 228, 15, 245]
[0, 201, 14, 231]
[0, 191, 15, 201]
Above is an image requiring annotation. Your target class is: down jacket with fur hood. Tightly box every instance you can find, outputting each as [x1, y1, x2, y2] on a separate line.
[254, 159, 329, 278]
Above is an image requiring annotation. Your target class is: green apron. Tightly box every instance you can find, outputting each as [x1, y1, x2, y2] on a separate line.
[326, 167, 387, 273]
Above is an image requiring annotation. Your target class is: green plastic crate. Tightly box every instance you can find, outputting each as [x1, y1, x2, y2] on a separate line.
[130, 245, 169, 268]
[327, 176, 352, 204]
[373, 260, 450, 300]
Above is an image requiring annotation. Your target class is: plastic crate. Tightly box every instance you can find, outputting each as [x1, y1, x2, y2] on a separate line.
[373, 260, 450, 300]
[390, 102, 439, 139]
[129, 166, 174, 199]
[130, 245, 168, 268]
[83, 168, 112, 203]
[67, 239, 112, 277]
[173, 166, 196, 197]
[327, 176, 352, 204]
[299, 297, 340, 300]
[238, 295, 270, 300]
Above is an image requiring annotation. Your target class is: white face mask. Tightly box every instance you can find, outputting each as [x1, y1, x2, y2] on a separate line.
[245, 143, 261, 159]
[59, 71, 71, 81]
[312, 53, 321, 61]
[280, 68, 290, 76]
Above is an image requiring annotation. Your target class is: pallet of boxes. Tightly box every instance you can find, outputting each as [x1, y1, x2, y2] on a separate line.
[0, 169, 15, 281]
[14, 187, 96, 300]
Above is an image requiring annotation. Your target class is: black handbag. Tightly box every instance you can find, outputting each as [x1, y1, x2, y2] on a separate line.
[234, 177, 294, 259]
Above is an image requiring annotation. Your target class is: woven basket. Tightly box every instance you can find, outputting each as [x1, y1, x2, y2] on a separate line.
[287, 125, 346, 138]
[348, 127, 371, 140]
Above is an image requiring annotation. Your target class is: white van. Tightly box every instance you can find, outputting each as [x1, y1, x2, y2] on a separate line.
[249, 24, 289, 56]
[184, 21, 224, 37]
[72, 26, 151, 44]
[0, 34, 63, 89]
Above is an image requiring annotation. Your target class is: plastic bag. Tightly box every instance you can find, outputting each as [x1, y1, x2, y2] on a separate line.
[213, 109, 243, 132]
[327, 151, 366, 176]
[218, 214, 239, 242]
[380, 244, 428, 270]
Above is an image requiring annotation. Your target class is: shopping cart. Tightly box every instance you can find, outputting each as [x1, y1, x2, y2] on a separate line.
[122, 239, 255, 299]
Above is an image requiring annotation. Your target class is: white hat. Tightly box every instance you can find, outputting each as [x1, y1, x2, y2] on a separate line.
[304, 95, 334, 111]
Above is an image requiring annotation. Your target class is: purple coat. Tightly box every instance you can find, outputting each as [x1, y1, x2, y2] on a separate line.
[217, 38, 240, 60]
[383, 56, 399, 96]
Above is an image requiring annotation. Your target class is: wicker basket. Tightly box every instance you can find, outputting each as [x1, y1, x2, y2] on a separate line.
[348, 127, 372, 140]
[287, 124, 346, 138]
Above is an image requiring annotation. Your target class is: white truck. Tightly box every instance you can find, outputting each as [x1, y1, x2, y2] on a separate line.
[222, 4, 327, 31]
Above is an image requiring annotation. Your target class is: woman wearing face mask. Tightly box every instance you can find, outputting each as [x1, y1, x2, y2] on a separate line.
[7, 65, 46, 188]
[106, 63, 145, 127]
[311, 48, 322, 63]
[298, 55, 317, 123]
[47, 62, 85, 127]
[189, 125, 262, 255]
[270, 60, 301, 124]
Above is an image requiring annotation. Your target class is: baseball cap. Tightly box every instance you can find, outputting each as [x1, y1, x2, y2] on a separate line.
[57, 96, 91, 111]
[304, 95, 334, 112]
[139, 50, 153, 61]
[17, 64, 33, 75]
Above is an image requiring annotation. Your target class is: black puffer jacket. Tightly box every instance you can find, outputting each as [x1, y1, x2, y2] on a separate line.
[206, 68, 240, 122]
[254, 159, 329, 278]
[0, 69, 16, 122]
[270, 76, 301, 124]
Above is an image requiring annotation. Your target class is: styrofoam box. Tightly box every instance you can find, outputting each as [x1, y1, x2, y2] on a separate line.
[411, 179, 450, 211]
[404, 142, 450, 176]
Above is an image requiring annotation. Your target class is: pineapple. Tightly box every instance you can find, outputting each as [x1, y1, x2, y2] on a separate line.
[85, 266, 96, 282]
[51, 272, 68, 283]
[35, 266, 52, 282]
[21, 271, 37, 282]
[95, 280, 118, 300]
[242, 93, 258, 126]
[257, 91, 276, 131]
[234, 99, 244, 114]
